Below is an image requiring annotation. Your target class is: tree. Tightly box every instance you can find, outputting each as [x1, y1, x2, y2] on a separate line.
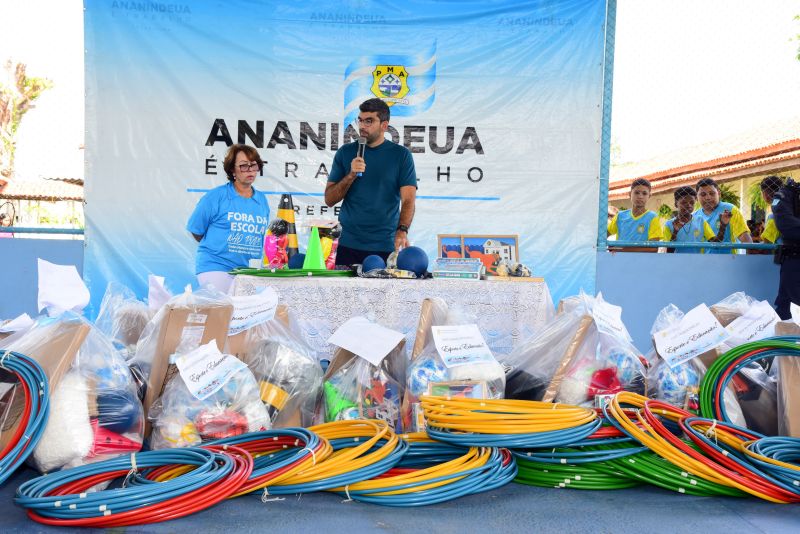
[748, 181, 768, 211]
[719, 183, 740, 207]
[0, 60, 52, 179]
[658, 203, 674, 219]
[795, 14, 800, 61]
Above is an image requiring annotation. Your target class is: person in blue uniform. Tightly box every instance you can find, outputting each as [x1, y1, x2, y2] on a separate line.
[772, 178, 800, 319]
[187, 144, 269, 293]
[607, 178, 662, 251]
[693, 178, 752, 254]
[663, 187, 716, 253]
[324, 98, 417, 266]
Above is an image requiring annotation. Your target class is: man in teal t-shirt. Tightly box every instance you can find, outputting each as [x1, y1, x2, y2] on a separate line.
[325, 98, 417, 266]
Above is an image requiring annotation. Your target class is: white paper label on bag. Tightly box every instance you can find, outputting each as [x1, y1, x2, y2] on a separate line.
[327, 316, 404, 366]
[175, 340, 248, 400]
[175, 326, 205, 356]
[432, 324, 496, 368]
[592, 300, 633, 342]
[791, 302, 800, 325]
[186, 313, 207, 324]
[654, 303, 730, 368]
[228, 288, 279, 336]
[725, 300, 780, 346]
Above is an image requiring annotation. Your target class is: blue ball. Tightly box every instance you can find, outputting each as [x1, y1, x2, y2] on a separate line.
[397, 246, 428, 276]
[654, 361, 699, 406]
[288, 253, 305, 269]
[96, 393, 142, 434]
[362, 254, 386, 272]
[407, 354, 449, 397]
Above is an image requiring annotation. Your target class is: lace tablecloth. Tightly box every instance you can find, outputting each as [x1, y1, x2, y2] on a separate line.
[232, 276, 554, 360]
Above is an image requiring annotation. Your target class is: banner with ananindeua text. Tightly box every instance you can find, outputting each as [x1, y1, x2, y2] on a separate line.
[84, 0, 609, 311]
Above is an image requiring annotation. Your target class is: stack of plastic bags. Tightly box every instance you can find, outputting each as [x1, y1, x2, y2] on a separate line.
[503, 292, 645, 407]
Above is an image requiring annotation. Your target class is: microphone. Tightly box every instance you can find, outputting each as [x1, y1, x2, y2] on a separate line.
[356, 137, 366, 178]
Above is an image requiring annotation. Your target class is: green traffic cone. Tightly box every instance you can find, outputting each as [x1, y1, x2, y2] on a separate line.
[302, 226, 326, 270]
[323, 381, 357, 421]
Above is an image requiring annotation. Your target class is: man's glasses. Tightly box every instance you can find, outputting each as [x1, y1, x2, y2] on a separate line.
[356, 117, 380, 126]
[237, 162, 260, 171]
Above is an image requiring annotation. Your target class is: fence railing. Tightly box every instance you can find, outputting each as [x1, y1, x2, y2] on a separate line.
[609, 240, 777, 251]
[1, 227, 84, 235]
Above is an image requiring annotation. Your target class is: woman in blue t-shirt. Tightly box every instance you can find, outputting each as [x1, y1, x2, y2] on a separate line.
[187, 144, 270, 293]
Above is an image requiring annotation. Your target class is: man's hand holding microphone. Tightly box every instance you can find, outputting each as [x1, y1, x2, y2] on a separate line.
[349, 136, 367, 178]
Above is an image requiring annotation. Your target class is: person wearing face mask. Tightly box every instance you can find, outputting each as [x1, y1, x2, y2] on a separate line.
[324, 98, 417, 266]
[187, 144, 270, 293]
[693, 178, 752, 254]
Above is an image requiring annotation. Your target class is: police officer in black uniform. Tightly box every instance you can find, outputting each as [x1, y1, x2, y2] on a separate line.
[773, 178, 800, 319]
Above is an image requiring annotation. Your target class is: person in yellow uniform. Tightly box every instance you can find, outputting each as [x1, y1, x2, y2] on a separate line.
[693, 178, 752, 254]
[607, 178, 662, 251]
[663, 187, 716, 253]
[759, 175, 785, 245]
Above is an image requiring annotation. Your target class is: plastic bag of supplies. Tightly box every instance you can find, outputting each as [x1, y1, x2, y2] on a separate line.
[645, 303, 746, 426]
[321, 318, 407, 430]
[95, 282, 153, 360]
[5, 314, 144, 473]
[235, 305, 323, 428]
[402, 298, 505, 431]
[504, 292, 646, 407]
[148, 340, 268, 449]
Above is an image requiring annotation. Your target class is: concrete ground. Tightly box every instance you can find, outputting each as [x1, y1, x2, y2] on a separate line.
[1, 466, 799, 533]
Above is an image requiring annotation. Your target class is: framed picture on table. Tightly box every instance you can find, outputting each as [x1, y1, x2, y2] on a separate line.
[436, 234, 519, 275]
[437, 234, 464, 259]
[462, 235, 519, 275]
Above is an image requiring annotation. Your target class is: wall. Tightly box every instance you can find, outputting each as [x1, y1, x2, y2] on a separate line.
[0, 239, 84, 320]
[596, 250, 779, 353]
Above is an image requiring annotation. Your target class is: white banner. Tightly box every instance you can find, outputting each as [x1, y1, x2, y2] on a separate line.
[84, 0, 609, 311]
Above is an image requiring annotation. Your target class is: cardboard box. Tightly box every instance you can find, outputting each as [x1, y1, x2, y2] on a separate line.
[775, 320, 800, 437]
[0, 320, 89, 449]
[225, 304, 291, 360]
[410, 298, 447, 360]
[142, 302, 233, 437]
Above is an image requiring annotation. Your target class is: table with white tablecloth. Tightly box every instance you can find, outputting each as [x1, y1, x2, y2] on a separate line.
[232, 275, 554, 361]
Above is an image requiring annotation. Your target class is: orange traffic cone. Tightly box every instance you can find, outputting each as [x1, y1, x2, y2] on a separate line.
[277, 194, 299, 258]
